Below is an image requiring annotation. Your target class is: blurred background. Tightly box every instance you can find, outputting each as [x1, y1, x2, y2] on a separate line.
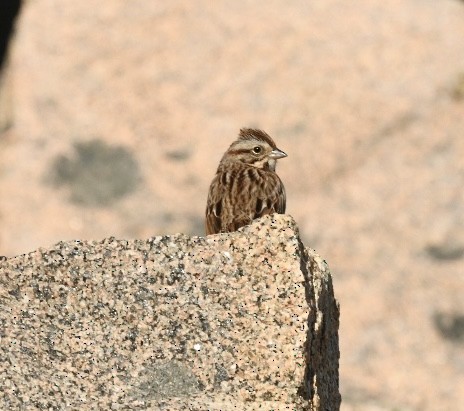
[1, 0, 463, 409]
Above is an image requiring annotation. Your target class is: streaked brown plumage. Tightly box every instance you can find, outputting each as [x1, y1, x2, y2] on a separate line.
[205, 128, 287, 235]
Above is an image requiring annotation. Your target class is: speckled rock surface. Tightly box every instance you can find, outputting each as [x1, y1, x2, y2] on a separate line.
[0, 214, 340, 410]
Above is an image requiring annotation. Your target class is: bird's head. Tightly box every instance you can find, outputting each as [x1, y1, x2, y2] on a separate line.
[221, 128, 287, 171]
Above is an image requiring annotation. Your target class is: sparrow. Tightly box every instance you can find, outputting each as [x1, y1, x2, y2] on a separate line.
[205, 128, 287, 235]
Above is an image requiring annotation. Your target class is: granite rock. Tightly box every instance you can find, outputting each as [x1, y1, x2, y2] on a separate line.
[0, 214, 340, 410]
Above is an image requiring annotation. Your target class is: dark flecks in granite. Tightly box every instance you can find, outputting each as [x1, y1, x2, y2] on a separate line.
[8, 286, 21, 300]
[214, 364, 230, 385]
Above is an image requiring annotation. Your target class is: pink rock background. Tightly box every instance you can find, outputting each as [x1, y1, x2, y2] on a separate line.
[1, 1, 464, 410]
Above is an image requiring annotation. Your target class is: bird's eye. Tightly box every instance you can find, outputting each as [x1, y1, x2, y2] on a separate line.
[252, 146, 262, 154]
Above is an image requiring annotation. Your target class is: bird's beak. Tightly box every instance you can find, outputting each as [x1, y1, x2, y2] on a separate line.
[269, 148, 287, 159]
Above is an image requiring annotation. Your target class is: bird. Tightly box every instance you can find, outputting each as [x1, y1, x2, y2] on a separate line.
[205, 128, 287, 235]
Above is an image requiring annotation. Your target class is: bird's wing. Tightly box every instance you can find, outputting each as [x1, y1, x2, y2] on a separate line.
[252, 169, 286, 218]
[205, 174, 223, 235]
